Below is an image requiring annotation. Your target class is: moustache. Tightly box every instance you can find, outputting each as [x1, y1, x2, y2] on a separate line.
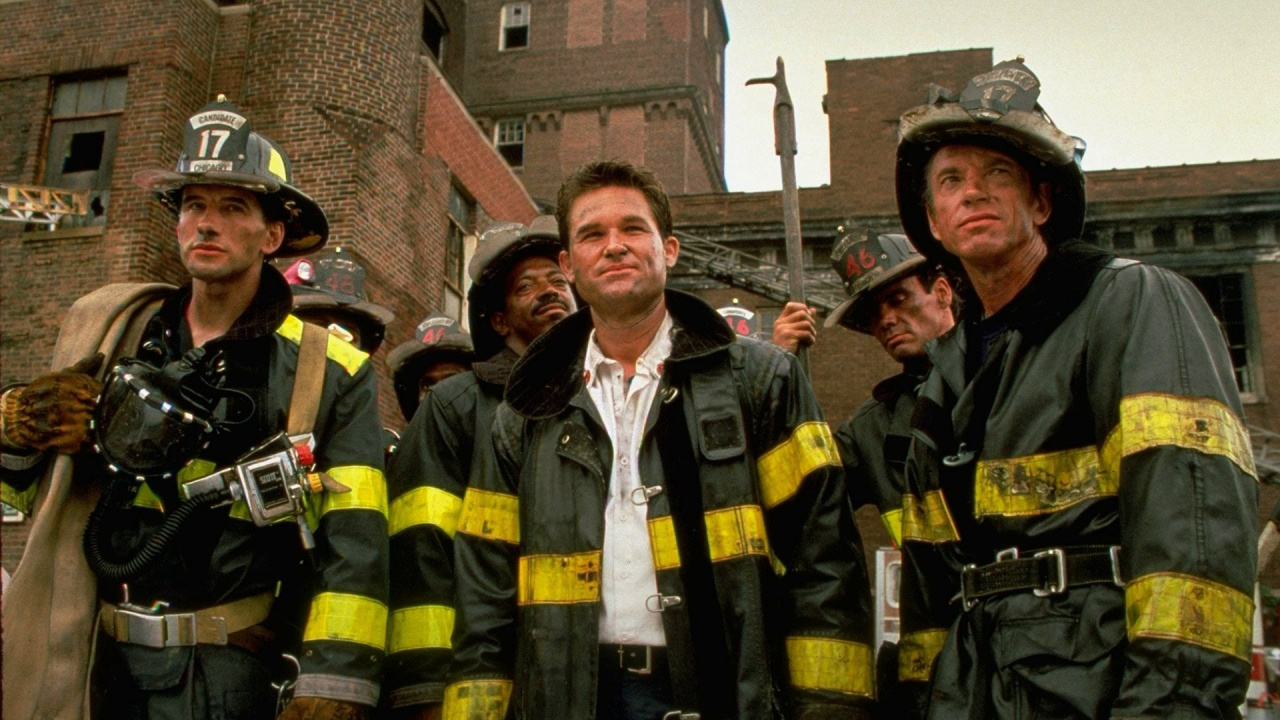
[532, 296, 569, 315]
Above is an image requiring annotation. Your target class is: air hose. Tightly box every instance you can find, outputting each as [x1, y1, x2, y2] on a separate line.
[83, 477, 221, 583]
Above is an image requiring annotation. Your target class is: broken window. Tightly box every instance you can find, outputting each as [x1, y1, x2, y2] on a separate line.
[500, 3, 529, 50]
[45, 74, 127, 227]
[495, 118, 525, 168]
[1187, 271, 1258, 396]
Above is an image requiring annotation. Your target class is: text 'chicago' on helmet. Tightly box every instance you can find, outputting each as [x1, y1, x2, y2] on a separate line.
[894, 58, 1087, 262]
[465, 215, 563, 360]
[133, 95, 329, 258]
[825, 228, 927, 333]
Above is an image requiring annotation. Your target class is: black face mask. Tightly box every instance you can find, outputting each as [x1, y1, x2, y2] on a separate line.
[92, 347, 254, 482]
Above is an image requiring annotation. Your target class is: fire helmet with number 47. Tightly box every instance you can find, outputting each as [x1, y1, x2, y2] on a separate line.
[824, 229, 930, 334]
[133, 95, 328, 258]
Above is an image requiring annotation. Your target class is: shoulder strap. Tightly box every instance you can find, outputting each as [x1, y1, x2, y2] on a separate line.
[288, 322, 329, 436]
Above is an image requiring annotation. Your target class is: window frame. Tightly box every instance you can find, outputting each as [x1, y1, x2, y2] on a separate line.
[443, 185, 475, 322]
[494, 118, 526, 168]
[499, 2, 530, 51]
[44, 73, 128, 228]
[1182, 266, 1266, 404]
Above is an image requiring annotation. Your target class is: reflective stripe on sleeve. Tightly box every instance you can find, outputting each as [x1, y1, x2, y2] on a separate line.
[389, 485, 463, 537]
[456, 488, 520, 544]
[442, 679, 513, 720]
[517, 551, 601, 605]
[973, 445, 1114, 517]
[321, 466, 388, 516]
[901, 490, 960, 544]
[758, 421, 841, 509]
[898, 628, 948, 682]
[388, 604, 454, 654]
[785, 636, 875, 698]
[302, 592, 388, 650]
[1102, 393, 1256, 480]
[1125, 572, 1253, 662]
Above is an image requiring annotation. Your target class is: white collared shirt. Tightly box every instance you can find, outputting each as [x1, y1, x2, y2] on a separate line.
[584, 312, 674, 647]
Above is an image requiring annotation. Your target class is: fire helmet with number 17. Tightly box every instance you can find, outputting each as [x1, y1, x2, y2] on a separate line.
[133, 95, 328, 258]
[895, 58, 1087, 264]
[825, 229, 928, 334]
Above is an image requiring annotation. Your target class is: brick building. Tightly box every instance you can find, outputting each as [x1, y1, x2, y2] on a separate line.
[0, 0, 537, 566]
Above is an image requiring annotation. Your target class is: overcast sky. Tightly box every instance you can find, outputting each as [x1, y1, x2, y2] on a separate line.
[722, 0, 1280, 193]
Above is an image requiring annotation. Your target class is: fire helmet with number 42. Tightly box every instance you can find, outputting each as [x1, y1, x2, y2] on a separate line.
[133, 95, 329, 258]
[824, 229, 931, 334]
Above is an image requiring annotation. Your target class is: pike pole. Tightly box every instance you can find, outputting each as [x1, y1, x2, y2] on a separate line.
[747, 57, 809, 375]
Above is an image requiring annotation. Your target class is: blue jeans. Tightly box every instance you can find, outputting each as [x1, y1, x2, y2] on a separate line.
[596, 646, 677, 720]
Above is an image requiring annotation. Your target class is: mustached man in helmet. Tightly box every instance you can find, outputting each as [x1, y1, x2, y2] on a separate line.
[892, 60, 1257, 718]
[284, 246, 396, 354]
[775, 230, 958, 718]
[444, 161, 874, 720]
[383, 216, 575, 717]
[385, 313, 474, 424]
[0, 97, 388, 720]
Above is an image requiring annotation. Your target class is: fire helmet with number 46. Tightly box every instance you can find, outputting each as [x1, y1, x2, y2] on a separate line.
[283, 247, 395, 353]
[824, 229, 929, 334]
[133, 95, 328, 258]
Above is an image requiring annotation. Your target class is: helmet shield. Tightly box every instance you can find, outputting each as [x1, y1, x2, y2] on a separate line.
[134, 96, 329, 258]
[895, 59, 1086, 263]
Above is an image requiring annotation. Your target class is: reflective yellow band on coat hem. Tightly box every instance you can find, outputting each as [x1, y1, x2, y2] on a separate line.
[1126, 572, 1253, 662]
[457, 488, 519, 544]
[517, 551, 601, 605]
[785, 636, 874, 698]
[442, 679, 513, 720]
[388, 604, 454, 654]
[322, 466, 388, 516]
[881, 508, 904, 547]
[901, 490, 960, 544]
[974, 445, 1114, 518]
[1102, 393, 1256, 480]
[758, 421, 840, 509]
[302, 592, 388, 650]
[899, 629, 948, 682]
[648, 516, 681, 571]
[390, 485, 463, 537]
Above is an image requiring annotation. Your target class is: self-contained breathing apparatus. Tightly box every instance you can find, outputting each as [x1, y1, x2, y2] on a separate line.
[84, 348, 322, 583]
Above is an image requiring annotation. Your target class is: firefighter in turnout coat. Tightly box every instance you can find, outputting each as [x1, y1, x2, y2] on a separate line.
[893, 59, 1257, 719]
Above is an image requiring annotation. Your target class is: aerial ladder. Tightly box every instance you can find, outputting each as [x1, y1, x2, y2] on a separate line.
[673, 230, 847, 314]
[0, 182, 89, 230]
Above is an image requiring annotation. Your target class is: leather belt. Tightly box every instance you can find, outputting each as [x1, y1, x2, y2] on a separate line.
[600, 643, 667, 675]
[99, 591, 274, 649]
[960, 545, 1122, 611]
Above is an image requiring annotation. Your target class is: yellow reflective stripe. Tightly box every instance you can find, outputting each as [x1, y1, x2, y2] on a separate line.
[974, 445, 1114, 518]
[1, 482, 37, 516]
[457, 488, 520, 544]
[266, 146, 288, 183]
[1125, 572, 1253, 662]
[303, 592, 388, 650]
[321, 466, 388, 516]
[276, 314, 369, 376]
[705, 504, 772, 562]
[442, 679, 512, 720]
[390, 485, 463, 537]
[785, 636, 874, 698]
[881, 508, 904, 547]
[899, 629, 948, 682]
[901, 490, 959, 543]
[1102, 393, 1256, 480]
[388, 604, 454, 654]
[758, 421, 840, 509]
[648, 515, 681, 571]
[517, 551, 601, 605]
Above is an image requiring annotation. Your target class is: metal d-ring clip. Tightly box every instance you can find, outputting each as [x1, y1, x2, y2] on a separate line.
[661, 386, 679, 404]
[1032, 548, 1068, 597]
[645, 594, 682, 612]
[630, 486, 663, 505]
[942, 442, 975, 467]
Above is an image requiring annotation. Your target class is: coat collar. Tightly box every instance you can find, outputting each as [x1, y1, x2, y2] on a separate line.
[505, 289, 736, 419]
[149, 264, 294, 355]
[473, 345, 520, 386]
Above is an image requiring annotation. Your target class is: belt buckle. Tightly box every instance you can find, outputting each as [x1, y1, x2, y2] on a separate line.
[114, 607, 199, 648]
[1033, 548, 1068, 597]
[619, 645, 653, 675]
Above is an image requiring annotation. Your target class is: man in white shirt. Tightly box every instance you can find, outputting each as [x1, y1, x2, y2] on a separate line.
[445, 161, 875, 720]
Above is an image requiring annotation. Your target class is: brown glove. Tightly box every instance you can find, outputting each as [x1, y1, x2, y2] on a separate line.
[0, 353, 104, 454]
[277, 697, 371, 720]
